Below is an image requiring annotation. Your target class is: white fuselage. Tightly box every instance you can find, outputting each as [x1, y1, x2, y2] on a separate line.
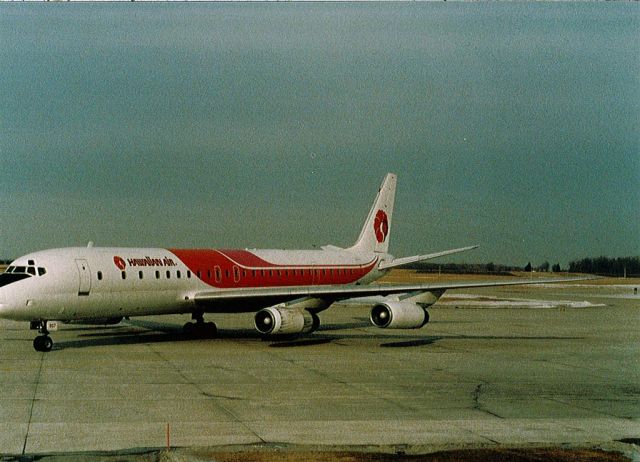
[0, 246, 389, 322]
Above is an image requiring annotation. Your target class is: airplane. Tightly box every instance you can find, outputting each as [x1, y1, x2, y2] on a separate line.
[0, 173, 585, 352]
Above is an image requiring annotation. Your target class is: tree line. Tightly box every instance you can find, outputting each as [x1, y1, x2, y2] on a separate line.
[408, 256, 639, 277]
[407, 262, 520, 275]
[567, 256, 640, 277]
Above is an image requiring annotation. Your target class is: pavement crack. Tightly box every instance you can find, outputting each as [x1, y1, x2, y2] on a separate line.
[201, 391, 243, 401]
[22, 352, 46, 455]
[146, 344, 266, 444]
[472, 383, 503, 419]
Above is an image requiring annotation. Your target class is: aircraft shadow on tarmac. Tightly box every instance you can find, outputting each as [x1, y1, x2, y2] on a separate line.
[268, 338, 334, 348]
[379, 335, 584, 348]
[60, 325, 125, 332]
[52, 318, 584, 351]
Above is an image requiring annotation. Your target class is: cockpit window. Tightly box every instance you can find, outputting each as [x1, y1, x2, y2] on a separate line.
[0, 273, 31, 288]
[4, 265, 47, 276]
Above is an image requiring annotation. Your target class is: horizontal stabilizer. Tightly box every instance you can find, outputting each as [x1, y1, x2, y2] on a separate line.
[378, 245, 479, 270]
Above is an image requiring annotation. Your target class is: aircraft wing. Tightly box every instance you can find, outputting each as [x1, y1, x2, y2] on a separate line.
[192, 275, 594, 312]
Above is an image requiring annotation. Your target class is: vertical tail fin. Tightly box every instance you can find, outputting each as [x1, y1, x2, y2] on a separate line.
[349, 173, 397, 254]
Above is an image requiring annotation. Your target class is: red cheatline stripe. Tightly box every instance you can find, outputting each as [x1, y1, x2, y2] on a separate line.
[168, 248, 378, 289]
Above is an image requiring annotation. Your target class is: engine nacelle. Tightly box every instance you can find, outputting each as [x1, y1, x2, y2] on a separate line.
[255, 307, 319, 335]
[370, 301, 429, 329]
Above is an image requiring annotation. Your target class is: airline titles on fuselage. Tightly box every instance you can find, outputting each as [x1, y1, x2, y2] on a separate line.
[115, 256, 177, 269]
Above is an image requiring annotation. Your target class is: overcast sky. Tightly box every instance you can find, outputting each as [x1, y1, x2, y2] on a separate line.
[1, 3, 638, 266]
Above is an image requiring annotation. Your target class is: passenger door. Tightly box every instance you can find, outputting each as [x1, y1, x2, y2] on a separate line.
[75, 259, 91, 296]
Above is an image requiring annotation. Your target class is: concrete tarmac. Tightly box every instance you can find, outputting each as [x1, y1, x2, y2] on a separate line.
[0, 277, 638, 457]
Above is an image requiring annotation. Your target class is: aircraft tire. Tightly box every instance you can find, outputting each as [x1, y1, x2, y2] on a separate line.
[205, 322, 217, 337]
[183, 322, 195, 336]
[183, 322, 217, 338]
[194, 322, 217, 338]
[33, 335, 53, 352]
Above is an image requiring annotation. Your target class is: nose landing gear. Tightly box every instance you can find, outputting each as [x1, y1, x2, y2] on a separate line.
[30, 320, 55, 352]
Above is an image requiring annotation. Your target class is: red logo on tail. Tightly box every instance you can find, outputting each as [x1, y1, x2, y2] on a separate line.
[374, 210, 389, 243]
[113, 256, 126, 271]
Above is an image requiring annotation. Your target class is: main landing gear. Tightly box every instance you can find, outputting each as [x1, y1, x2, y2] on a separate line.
[183, 311, 217, 338]
[30, 320, 54, 352]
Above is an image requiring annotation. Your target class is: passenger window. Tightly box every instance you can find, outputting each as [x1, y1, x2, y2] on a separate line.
[97, 271, 103, 281]
[166, 270, 171, 279]
[156, 271, 160, 279]
[187, 271, 191, 279]
[139, 271, 143, 279]
[122, 271, 127, 280]
[177, 270, 181, 279]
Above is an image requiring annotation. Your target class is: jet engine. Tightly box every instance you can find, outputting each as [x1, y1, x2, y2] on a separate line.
[370, 301, 429, 329]
[255, 307, 320, 336]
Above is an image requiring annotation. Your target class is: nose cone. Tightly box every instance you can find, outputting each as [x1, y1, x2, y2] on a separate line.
[0, 298, 21, 321]
[0, 288, 7, 316]
[0, 288, 18, 320]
